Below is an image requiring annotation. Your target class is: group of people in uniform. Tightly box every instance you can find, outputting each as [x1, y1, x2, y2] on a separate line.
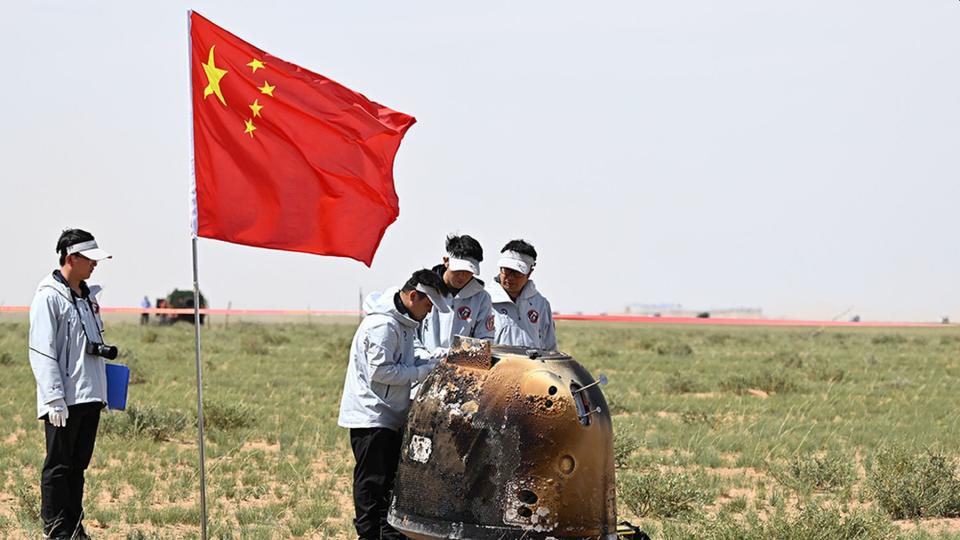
[26, 227, 555, 540]
[337, 234, 556, 540]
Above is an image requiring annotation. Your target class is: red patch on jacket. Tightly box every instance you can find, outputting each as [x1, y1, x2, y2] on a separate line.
[457, 306, 472, 320]
[527, 309, 539, 324]
[486, 315, 495, 332]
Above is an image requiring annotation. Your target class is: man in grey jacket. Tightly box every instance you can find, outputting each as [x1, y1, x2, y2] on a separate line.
[414, 234, 494, 361]
[486, 239, 557, 350]
[29, 229, 113, 540]
[338, 269, 449, 540]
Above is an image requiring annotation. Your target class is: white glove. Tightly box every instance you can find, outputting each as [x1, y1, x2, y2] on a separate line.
[415, 362, 438, 383]
[47, 398, 69, 427]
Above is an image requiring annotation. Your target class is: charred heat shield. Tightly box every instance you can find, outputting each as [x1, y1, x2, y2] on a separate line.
[388, 337, 617, 539]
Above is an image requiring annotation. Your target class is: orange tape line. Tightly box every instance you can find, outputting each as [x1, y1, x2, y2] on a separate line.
[0, 306, 952, 327]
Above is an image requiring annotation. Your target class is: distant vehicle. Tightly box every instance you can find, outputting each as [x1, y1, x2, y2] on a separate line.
[156, 289, 207, 325]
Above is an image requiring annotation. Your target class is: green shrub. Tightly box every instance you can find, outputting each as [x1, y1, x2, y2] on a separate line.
[867, 446, 960, 519]
[12, 478, 40, 524]
[703, 333, 729, 345]
[773, 453, 855, 493]
[202, 400, 257, 430]
[617, 469, 711, 518]
[720, 495, 748, 514]
[679, 410, 720, 428]
[871, 334, 908, 345]
[769, 350, 803, 368]
[663, 372, 704, 394]
[719, 370, 801, 395]
[654, 342, 694, 356]
[614, 430, 643, 469]
[664, 504, 897, 540]
[0, 351, 12, 366]
[101, 405, 188, 442]
[809, 367, 845, 383]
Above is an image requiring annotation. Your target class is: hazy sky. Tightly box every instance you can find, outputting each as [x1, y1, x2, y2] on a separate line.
[2, 1, 957, 321]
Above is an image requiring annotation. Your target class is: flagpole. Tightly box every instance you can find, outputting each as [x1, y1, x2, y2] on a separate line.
[191, 237, 209, 540]
[187, 10, 209, 540]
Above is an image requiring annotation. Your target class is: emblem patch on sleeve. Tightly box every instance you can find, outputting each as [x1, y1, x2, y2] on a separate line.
[486, 315, 495, 332]
[527, 309, 539, 324]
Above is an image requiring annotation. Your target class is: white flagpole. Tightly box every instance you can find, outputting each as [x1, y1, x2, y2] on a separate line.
[186, 10, 209, 540]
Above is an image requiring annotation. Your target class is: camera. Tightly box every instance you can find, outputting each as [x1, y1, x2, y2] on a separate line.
[86, 341, 119, 360]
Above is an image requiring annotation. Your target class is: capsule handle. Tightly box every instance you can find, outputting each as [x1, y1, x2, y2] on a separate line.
[578, 406, 602, 420]
[572, 374, 608, 394]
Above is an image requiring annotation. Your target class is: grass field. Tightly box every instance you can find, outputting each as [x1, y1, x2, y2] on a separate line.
[1, 319, 959, 539]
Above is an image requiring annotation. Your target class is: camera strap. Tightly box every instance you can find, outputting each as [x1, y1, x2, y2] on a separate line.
[53, 270, 104, 346]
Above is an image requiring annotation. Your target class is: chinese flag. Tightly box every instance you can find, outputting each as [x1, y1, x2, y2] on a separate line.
[189, 11, 415, 266]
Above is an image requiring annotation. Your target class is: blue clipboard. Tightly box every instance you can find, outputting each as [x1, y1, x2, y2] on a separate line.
[105, 363, 130, 410]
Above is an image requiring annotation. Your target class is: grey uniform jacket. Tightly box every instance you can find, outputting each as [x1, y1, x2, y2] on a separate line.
[28, 273, 108, 418]
[415, 277, 494, 361]
[486, 278, 557, 351]
[337, 288, 435, 432]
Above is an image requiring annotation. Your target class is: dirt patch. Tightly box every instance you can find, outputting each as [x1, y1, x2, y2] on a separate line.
[894, 517, 960, 532]
[4, 428, 26, 445]
[241, 439, 280, 453]
[311, 452, 354, 531]
[709, 466, 766, 482]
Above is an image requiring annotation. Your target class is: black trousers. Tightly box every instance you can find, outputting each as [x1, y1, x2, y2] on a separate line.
[349, 427, 407, 540]
[41, 402, 102, 539]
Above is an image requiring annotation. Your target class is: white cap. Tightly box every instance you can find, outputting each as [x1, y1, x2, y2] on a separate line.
[447, 256, 480, 275]
[416, 283, 450, 313]
[497, 250, 535, 275]
[65, 239, 112, 261]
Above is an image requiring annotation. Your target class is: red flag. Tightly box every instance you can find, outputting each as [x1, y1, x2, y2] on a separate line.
[189, 11, 415, 266]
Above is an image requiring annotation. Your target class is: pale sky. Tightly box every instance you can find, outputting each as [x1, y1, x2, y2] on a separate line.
[2, 1, 957, 321]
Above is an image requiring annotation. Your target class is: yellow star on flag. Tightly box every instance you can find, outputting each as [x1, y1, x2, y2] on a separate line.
[249, 99, 263, 118]
[247, 58, 265, 73]
[244, 119, 257, 137]
[201, 45, 228, 107]
[258, 81, 275, 97]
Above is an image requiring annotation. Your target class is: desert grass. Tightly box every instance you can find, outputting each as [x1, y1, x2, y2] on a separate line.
[0, 320, 958, 538]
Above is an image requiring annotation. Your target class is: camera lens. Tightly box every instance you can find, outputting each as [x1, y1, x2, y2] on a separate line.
[101, 345, 119, 360]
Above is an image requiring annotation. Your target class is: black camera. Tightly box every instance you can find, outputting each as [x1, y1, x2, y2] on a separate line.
[86, 341, 119, 360]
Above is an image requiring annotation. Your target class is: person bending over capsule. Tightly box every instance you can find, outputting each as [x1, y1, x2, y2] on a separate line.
[414, 233, 494, 361]
[337, 269, 449, 540]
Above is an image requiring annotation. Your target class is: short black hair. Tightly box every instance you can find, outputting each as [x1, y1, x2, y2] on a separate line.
[402, 269, 449, 296]
[501, 239, 537, 261]
[56, 229, 95, 266]
[446, 234, 483, 262]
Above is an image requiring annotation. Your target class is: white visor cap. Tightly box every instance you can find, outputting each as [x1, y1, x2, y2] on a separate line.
[416, 283, 450, 313]
[65, 240, 112, 261]
[498, 250, 535, 275]
[447, 256, 480, 276]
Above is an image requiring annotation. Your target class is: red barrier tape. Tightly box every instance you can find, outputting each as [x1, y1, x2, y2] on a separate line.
[0, 306, 953, 328]
[552, 313, 952, 328]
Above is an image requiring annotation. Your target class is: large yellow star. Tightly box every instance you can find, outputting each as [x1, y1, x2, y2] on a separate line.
[249, 99, 263, 118]
[244, 118, 257, 138]
[201, 45, 228, 107]
[247, 58, 265, 73]
[258, 81, 275, 97]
